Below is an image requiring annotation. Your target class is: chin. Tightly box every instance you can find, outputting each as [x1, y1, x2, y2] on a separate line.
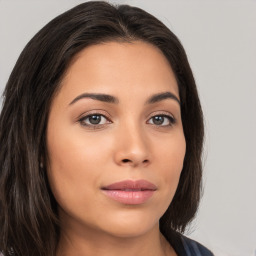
[97, 210, 160, 238]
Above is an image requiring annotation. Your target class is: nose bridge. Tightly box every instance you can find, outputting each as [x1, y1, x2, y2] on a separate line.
[114, 116, 150, 167]
[126, 121, 147, 152]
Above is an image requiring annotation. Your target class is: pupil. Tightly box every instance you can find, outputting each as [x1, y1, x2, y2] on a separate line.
[89, 115, 101, 124]
[153, 116, 164, 125]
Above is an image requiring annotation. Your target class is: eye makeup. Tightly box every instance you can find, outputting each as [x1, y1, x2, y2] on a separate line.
[146, 111, 176, 127]
[76, 108, 177, 131]
[77, 109, 112, 130]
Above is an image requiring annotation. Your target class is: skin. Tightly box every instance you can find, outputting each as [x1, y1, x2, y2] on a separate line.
[46, 41, 186, 256]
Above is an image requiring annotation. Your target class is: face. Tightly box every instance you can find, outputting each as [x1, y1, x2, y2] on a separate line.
[46, 41, 186, 239]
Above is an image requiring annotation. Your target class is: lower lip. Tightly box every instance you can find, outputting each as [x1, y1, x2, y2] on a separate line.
[102, 190, 155, 205]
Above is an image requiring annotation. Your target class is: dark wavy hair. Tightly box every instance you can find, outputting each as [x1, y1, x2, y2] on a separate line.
[0, 1, 204, 255]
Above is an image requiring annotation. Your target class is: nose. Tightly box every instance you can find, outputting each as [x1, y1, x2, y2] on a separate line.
[113, 123, 150, 168]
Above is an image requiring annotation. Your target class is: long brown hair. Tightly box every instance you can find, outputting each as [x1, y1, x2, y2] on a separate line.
[0, 2, 204, 255]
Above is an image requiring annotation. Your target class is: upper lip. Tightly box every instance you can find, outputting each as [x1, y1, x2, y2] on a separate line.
[101, 179, 157, 191]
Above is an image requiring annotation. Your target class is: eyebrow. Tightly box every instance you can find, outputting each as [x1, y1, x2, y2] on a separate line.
[69, 91, 180, 106]
[146, 92, 180, 105]
[69, 93, 119, 105]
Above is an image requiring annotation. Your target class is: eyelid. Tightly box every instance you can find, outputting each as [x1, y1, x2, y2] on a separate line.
[76, 109, 113, 129]
[76, 109, 112, 121]
[147, 110, 175, 120]
[146, 110, 176, 126]
[76, 109, 176, 129]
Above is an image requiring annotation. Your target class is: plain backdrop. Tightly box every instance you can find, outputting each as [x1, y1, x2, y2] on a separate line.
[0, 0, 256, 255]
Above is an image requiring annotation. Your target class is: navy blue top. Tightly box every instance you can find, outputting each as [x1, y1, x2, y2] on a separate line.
[171, 234, 214, 256]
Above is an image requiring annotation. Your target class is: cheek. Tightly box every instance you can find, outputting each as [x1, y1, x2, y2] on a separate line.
[156, 134, 186, 195]
[47, 125, 111, 173]
[46, 126, 113, 206]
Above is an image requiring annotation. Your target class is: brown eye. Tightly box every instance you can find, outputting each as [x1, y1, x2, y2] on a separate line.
[152, 116, 164, 125]
[79, 114, 110, 126]
[88, 115, 102, 124]
[148, 115, 175, 126]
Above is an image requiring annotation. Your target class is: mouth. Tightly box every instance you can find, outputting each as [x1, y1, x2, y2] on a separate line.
[101, 179, 157, 205]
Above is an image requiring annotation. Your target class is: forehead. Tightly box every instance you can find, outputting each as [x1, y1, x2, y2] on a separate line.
[58, 40, 179, 103]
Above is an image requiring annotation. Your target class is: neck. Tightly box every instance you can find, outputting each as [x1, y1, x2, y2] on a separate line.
[57, 222, 176, 256]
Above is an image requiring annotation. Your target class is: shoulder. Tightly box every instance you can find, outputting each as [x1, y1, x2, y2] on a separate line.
[179, 235, 214, 256]
[162, 230, 214, 256]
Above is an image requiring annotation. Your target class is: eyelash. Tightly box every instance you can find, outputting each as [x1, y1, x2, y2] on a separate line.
[78, 111, 176, 129]
[78, 111, 111, 129]
[147, 113, 176, 127]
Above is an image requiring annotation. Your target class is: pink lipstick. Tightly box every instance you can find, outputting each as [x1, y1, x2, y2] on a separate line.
[101, 180, 157, 205]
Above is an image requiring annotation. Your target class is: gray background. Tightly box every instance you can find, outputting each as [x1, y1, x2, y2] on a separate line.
[0, 0, 256, 255]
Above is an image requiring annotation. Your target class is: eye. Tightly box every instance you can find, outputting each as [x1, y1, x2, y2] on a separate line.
[147, 114, 175, 126]
[78, 114, 111, 127]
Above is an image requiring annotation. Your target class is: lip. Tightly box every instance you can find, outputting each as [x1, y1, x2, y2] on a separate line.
[101, 179, 157, 205]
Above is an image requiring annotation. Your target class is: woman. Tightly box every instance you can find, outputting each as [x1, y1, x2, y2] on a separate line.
[0, 1, 213, 255]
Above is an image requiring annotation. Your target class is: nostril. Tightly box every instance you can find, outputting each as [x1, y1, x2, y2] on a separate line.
[121, 159, 149, 165]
